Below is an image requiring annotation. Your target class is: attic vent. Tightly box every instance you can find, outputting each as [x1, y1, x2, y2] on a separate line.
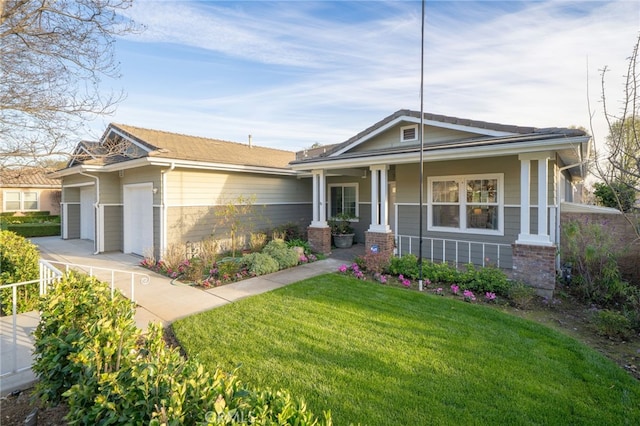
[401, 125, 418, 142]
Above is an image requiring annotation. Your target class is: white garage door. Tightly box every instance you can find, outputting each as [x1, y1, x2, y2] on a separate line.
[123, 183, 153, 256]
[80, 186, 95, 241]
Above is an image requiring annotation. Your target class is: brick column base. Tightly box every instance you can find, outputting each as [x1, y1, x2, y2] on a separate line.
[365, 231, 395, 258]
[511, 243, 557, 299]
[308, 226, 331, 255]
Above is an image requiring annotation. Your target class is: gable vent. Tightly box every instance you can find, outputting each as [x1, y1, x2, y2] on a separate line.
[401, 125, 418, 142]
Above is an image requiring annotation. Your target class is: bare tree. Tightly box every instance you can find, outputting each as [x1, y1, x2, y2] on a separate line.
[590, 33, 640, 237]
[0, 0, 140, 169]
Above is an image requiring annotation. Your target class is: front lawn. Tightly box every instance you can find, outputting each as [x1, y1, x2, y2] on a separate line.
[172, 274, 640, 425]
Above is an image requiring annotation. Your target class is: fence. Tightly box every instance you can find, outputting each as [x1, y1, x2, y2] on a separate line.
[396, 234, 513, 269]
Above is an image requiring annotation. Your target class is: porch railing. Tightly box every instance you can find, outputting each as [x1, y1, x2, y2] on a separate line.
[396, 234, 513, 269]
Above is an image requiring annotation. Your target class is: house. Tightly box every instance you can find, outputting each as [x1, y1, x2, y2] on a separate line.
[50, 124, 311, 257]
[0, 168, 61, 215]
[289, 110, 590, 296]
[52, 110, 591, 296]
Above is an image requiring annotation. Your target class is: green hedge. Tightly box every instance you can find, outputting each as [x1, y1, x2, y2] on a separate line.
[0, 211, 50, 217]
[5, 223, 61, 237]
[0, 215, 60, 224]
[0, 230, 40, 315]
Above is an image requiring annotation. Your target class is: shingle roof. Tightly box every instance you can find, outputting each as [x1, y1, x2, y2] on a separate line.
[111, 124, 296, 169]
[0, 168, 60, 187]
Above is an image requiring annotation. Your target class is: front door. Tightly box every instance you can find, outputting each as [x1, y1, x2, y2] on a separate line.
[79, 186, 95, 241]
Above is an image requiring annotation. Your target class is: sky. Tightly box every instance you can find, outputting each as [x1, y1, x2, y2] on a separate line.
[92, 0, 640, 153]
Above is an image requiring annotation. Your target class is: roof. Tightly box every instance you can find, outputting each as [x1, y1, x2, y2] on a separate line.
[108, 124, 296, 169]
[0, 168, 60, 187]
[291, 109, 589, 164]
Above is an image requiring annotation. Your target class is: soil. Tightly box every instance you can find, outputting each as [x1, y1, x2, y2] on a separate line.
[2, 291, 638, 425]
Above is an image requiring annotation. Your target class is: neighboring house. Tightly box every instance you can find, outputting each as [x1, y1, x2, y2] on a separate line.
[289, 110, 590, 296]
[0, 168, 61, 215]
[52, 110, 591, 296]
[50, 124, 311, 257]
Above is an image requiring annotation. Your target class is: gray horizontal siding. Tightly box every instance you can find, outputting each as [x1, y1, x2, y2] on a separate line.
[66, 204, 80, 239]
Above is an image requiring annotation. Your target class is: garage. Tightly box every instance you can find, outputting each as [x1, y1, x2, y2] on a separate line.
[123, 183, 153, 256]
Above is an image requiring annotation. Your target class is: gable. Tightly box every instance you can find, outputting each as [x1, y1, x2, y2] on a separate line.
[348, 122, 487, 154]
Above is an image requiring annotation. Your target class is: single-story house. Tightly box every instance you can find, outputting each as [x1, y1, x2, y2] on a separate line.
[52, 110, 591, 295]
[0, 168, 61, 215]
[50, 124, 312, 257]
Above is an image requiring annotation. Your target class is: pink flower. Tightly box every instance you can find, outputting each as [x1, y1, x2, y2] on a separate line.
[338, 264, 348, 273]
[450, 284, 459, 295]
[485, 292, 496, 301]
[436, 287, 443, 295]
[463, 290, 476, 302]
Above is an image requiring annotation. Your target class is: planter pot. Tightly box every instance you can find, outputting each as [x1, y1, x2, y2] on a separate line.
[333, 233, 355, 248]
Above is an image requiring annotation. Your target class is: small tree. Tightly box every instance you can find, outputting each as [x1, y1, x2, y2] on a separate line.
[593, 181, 636, 212]
[213, 195, 262, 257]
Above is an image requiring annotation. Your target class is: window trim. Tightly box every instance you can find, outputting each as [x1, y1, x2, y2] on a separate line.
[328, 183, 359, 220]
[427, 173, 504, 236]
[400, 124, 418, 142]
[3, 190, 40, 212]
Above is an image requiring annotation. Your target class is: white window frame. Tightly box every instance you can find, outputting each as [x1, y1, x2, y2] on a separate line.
[427, 173, 504, 236]
[400, 124, 418, 142]
[3, 190, 39, 212]
[328, 183, 359, 220]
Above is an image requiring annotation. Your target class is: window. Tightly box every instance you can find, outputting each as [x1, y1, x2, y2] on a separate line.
[400, 125, 418, 142]
[3, 191, 39, 211]
[329, 184, 358, 218]
[428, 174, 502, 234]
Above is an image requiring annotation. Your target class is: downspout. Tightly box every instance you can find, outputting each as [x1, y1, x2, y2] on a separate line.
[79, 172, 100, 255]
[555, 157, 587, 270]
[160, 163, 175, 260]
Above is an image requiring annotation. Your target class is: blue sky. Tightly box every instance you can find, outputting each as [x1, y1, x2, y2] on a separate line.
[93, 0, 639, 152]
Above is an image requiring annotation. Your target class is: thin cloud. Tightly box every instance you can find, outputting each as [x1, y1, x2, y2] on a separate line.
[106, 0, 639, 151]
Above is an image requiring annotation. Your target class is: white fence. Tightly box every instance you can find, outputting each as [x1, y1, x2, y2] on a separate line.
[0, 260, 149, 379]
[396, 234, 513, 269]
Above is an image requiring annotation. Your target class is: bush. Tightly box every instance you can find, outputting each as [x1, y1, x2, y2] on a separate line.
[422, 261, 460, 284]
[387, 254, 420, 279]
[271, 222, 304, 241]
[459, 263, 510, 296]
[287, 238, 311, 254]
[592, 309, 633, 340]
[507, 281, 537, 309]
[0, 230, 40, 315]
[356, 252, 391, 275]
[263, 240, 299, 269]
[5, 223, 61, 237]
[243, 252, 280, 276]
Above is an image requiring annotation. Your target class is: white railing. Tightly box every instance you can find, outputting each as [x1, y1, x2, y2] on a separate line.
[396, 234, 513, 268]
[43, 261, 150, 302]
[1, 260, 149, 379]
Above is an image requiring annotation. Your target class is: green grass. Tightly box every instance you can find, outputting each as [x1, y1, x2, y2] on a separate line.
[172, 274, 640, 425]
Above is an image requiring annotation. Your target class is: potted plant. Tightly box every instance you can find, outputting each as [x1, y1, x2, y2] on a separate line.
[329, 212, 357, 248]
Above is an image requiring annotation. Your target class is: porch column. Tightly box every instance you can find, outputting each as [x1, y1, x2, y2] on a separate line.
[516, 153, 552, 245]
[310, 169, 327, 227]
[368, 165, 390, 233]
[308, 169, 331, 255]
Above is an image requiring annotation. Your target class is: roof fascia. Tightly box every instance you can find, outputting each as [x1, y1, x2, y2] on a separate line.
[331, 115, 517, 157]
[144, 158, 302, 177]
[291, 136, 589, 171]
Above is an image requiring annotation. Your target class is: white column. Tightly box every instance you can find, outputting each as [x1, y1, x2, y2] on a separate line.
[517, 153, 552, 246]
[310, 169, 327, 227]
[537, 156, 551, 243]
[517, 158, 531, 242]
[369, 165, 391, 233]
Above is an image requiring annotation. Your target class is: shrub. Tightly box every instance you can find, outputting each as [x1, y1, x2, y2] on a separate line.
[422, 261, 459, 284]
[459, 263, 510, 296]
[0, 230, 40, 315]
[33, 272, 137, 405]
[243, 252, 280, 276]
[250, 232, 268, 252]
[5, 223, 61, 237]
[287, 238, 311, 254]
[507, 281, 537, 309]
[592, 309, 633, 340]
[263, 240, 299, 269]
[387, 254, 420, 279]
[271, 222, 304, 241]
[357, 252, 391, 275]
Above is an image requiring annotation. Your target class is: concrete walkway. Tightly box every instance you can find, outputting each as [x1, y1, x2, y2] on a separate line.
[1, 237, 355, 395]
